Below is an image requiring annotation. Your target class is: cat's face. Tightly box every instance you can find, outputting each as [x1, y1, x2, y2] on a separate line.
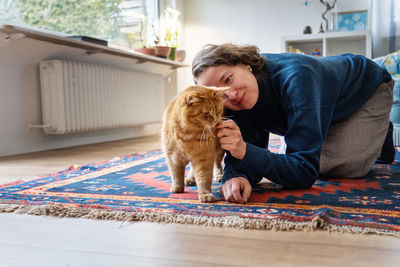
[180, 86, 226, 128]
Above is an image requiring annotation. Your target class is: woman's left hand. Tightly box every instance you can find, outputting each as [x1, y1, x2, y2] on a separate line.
[217, 120, 246, 160]
[219, 177, 252, 204]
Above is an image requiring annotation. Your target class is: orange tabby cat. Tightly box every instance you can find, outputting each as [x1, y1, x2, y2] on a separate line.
[162, 86, 226, 202]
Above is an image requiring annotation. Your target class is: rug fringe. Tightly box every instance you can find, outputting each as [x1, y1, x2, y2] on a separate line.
[1, 203, 399, 238]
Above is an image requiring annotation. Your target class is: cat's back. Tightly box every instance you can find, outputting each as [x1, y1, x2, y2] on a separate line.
[162, 87, 191, 135]
[161, 93, 182, 150]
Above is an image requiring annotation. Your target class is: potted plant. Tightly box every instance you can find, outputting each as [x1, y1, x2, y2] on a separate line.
[152, 22, 171, 58]
[165, 27, 178, 60]
[128, 19, 156, 56]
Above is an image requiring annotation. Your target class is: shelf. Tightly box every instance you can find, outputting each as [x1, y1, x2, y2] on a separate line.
[0, 24, 188, 70]
[283, 30, 368, 41]
[282, 30, 371, 58]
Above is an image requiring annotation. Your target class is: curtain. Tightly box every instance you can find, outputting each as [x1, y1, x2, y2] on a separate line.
[370, 0, 400, 58]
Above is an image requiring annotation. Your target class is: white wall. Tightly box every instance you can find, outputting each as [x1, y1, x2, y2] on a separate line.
[178, 0, 370, 89]
[0, 31, 178, 157]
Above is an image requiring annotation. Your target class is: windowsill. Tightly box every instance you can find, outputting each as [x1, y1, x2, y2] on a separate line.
[0, 23, 188, 70]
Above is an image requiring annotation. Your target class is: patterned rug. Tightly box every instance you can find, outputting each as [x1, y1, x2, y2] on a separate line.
[1, 136, 400, 237]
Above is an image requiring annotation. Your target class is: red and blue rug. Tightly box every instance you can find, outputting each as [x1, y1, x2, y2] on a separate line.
[1, 137, 400, 237]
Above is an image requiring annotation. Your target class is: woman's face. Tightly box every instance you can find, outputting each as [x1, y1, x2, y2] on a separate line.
[196, 64, 259, 111]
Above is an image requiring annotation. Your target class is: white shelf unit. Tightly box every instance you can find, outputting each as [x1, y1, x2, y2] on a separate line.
[281, 30, 371, 58]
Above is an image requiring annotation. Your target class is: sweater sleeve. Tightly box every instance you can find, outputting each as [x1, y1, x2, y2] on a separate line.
[238, 106, 327, 188]
[224, 67, 334, 189]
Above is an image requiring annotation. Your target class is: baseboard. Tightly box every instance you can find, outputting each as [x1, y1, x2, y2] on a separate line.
[0, 123, 161, 157]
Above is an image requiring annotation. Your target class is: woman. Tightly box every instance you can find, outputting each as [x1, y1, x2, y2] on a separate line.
[192, 44, 394, 204]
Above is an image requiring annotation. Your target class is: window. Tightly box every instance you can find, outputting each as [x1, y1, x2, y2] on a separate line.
[0, 0, 159, 49]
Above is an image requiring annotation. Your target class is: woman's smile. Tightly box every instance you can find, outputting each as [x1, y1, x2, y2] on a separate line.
[237, 92, 246, 106]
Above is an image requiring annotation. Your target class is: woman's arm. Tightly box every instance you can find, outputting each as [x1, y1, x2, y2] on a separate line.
[218, 118, 268, 203]
[220, 68, 334, 190]
[238, 107, 326, 188]
[221, 108, 325, 190]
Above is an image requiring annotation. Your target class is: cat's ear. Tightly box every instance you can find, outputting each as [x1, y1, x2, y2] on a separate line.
[186, 94, 204, 106]
[213, 87, 229, 98]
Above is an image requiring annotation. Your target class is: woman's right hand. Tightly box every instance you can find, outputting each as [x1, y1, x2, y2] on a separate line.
[217, 120, 247, 160]
[219, 177, 252, 204]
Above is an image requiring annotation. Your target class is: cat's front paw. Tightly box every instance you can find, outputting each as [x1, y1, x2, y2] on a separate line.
[170, 184, 184, 193]
[213, 167, 223, 183]
[198, 193, 216, 203]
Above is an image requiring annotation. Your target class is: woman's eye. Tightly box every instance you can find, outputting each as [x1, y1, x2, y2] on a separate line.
[224, 75, 232, 84]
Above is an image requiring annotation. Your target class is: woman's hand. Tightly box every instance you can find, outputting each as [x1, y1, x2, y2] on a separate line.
[217, 120, 246, 160]
[219, 177, 252, 204]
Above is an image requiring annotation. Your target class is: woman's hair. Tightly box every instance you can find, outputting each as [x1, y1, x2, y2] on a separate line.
[192, 43, 266, 83]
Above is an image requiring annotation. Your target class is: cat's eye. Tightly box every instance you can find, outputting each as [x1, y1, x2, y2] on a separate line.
[203, 112, 211, 118]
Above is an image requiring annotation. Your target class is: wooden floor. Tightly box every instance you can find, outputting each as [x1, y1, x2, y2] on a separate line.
[1, 135, 400, 267]
[0, 135, 161, 183]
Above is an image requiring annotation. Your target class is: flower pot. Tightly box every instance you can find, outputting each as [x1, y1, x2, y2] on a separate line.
[168, 47, 177, 60]
[155, 46, 171, 58]
[176, 49, 186, 62]
[134, 47, 156, 56]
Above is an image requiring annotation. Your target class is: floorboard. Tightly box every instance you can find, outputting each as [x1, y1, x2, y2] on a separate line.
[1, 135, 399, 266]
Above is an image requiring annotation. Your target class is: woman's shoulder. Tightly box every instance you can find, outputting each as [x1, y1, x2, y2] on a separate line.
[262, 52, 364, 65]
[262, 53, 320, 70]
[261, 53, 320, 82]
[262, 52, 316, 61]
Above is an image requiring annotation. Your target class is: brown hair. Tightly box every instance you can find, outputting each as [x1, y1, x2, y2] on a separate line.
[192, 43, 266, 83]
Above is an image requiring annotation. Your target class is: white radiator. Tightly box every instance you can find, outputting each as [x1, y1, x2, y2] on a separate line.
[39, 60, 164, 134]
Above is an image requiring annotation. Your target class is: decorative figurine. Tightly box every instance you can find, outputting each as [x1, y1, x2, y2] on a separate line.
[318, 23, 324, 33]
[320, 0, 337, 31]
[312, 48, 321, 57]
[303, 25, 312, 34]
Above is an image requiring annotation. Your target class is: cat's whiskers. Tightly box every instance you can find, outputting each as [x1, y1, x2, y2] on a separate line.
[208, 124, 216, 138]
[200, 125, 215, 148]
[200, 127, 207, 148]
[200, 126, 210, 148]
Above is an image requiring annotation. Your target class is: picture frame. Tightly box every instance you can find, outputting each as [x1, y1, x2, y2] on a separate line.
[330, 10, 368, 32]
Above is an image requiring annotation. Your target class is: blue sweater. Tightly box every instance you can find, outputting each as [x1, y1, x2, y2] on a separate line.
[222, 53, 392, 188]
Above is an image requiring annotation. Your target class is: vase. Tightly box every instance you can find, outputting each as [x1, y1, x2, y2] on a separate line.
[134, 47, 156, 56]
[155, 46, 171, 58]
[176, 49, 186, 62]
[168, 47, 177, 60]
